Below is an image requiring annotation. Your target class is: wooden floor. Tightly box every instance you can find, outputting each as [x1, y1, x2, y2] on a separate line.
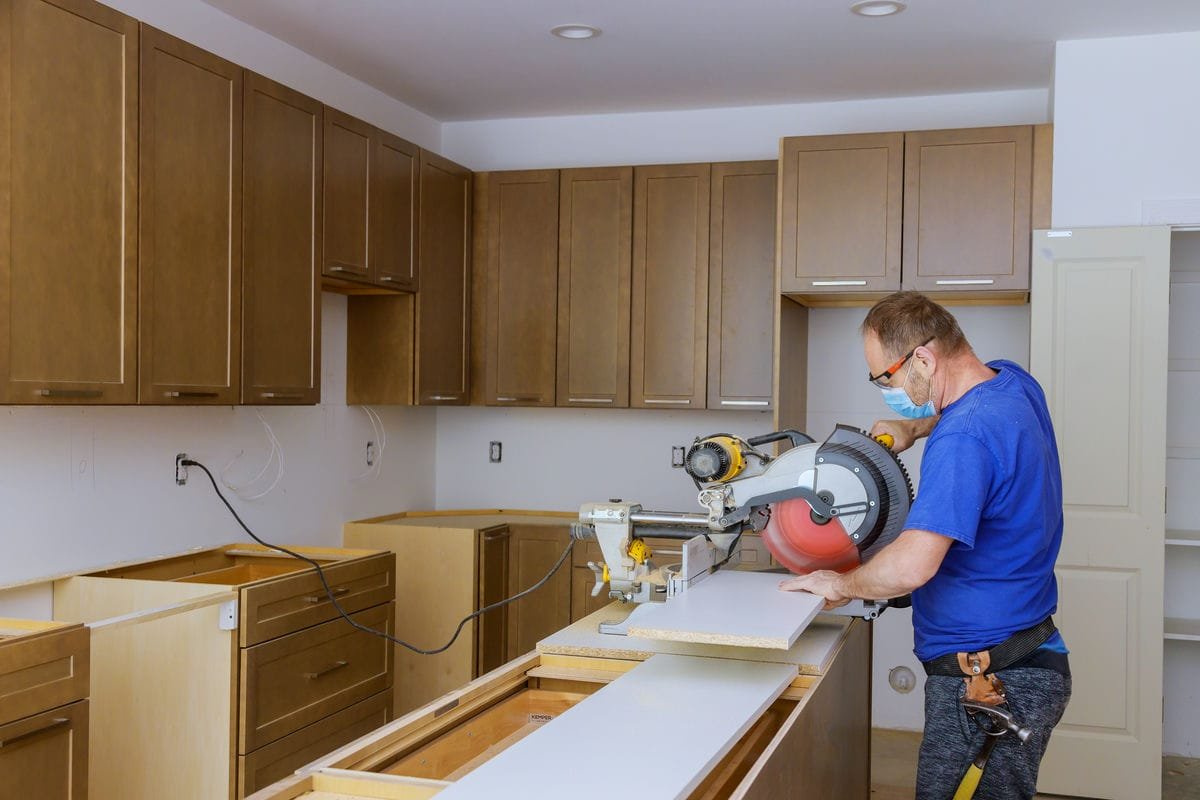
[871, 729, 1200, 800]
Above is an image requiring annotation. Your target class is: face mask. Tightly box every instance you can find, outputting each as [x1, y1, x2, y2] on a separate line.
[880, 364, 937, 419]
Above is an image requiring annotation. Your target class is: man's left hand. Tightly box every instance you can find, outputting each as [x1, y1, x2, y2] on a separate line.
[778, 570, 852, 610]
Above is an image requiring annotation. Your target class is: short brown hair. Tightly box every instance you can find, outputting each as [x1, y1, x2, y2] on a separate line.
[860, 291, 968, 359]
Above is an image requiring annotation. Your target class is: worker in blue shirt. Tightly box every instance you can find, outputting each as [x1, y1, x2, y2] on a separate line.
[781, 291, 1071, 800]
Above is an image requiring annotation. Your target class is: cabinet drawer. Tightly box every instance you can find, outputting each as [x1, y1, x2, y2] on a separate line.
[240, 552, 395, 646]
[241, 603, 394, 752]
[0, 699, 88, 800]
[239, 689, 391, 797]
[0, 625, 88, 726]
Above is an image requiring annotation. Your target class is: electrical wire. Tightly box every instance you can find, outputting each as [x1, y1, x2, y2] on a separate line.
[183, 458, 575, 655]
[351, 406, 386, 481]
[220, 410, 284, 501]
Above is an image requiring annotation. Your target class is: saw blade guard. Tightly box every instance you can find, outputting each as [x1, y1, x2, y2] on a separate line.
[761, 424, 913, 575]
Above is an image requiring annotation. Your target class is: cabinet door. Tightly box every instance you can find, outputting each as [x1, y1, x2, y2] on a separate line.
[476, 525, 511, 676]
[778, 133, 902, 297]
[556, 167, 632, 408]
[242, 73, 322, 405]
[0, 700, 88, 800]
[415, 150, 472, 405]
[139, 27, 242, 404]
[506, 525, 572, 661]
[709, 161, 777, 411]
[481, 170, 559, 407]
[631, 164, 710, 409]
[373, 131, 419, 291]
[322, 107, 373, 284]
[902, 126, 1032, 293]
[0, 0, 138, 404]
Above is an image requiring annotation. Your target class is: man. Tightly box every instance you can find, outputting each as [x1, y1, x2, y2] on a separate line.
[781, 291, 1071, 800]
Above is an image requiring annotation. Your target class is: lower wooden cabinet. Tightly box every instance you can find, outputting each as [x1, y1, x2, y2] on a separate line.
[0, 620, 90, 800]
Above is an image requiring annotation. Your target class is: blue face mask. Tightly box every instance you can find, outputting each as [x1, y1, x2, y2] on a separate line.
[880, 367, 937, 418]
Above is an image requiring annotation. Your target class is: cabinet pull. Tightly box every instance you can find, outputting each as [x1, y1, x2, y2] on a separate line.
[165, 391, 220, 399]
[934, 279, 994, 286]
[260, 392, 304, 400]
[427, 395, 460, 401]
[496, 395, 541, 402]
[0, 718, 69, 748]
[305, 587, 350, 604]
[482, 529, 509, 541]
[327, 265, 362, 275]
[644, 399, 691, 405]
[720, 400, 770, 407]
[36, 389, 102, 398]
[568, 398, 614, 404]
[305, 660, 349, 680]
[811, 280, 867, 286]
[378, 275, 407, 283]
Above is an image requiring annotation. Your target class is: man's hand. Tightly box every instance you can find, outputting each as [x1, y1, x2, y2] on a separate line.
[779, 570, 852, 610]
[869, 417, 938, 453]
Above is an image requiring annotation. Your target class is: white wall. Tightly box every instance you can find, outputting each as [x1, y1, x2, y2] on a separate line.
[0, 294, 436, 589]
[442, 88, 1049, 170]
[99, 0, 440, 149]
[1053, 31, 1200, 228]
[438, 88, 1047, 731]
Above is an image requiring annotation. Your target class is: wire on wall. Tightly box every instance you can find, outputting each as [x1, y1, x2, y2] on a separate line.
[220, 409, 285, 501]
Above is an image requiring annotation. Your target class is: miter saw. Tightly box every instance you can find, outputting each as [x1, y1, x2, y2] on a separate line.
[571, 425, 913, 634]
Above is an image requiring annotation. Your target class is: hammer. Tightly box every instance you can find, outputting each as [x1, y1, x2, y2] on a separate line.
[951, 701, 1033, 800]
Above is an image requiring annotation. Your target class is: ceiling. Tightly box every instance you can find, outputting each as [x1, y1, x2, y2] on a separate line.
[202, 0, 1200, 121]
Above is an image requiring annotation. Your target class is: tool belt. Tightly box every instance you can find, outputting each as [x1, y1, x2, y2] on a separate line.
[921, 618, 1056, 681]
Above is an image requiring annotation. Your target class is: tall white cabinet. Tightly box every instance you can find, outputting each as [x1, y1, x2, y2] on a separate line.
[1031, 226, 1171, 800]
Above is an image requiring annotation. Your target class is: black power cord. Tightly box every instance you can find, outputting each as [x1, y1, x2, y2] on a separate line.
[182, 458, 575, 655]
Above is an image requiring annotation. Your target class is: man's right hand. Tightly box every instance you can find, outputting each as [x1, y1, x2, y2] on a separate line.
[869, 417, 938, 453]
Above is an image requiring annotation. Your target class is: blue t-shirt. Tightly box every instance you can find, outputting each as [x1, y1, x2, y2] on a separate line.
[903, 360, 1067, 662]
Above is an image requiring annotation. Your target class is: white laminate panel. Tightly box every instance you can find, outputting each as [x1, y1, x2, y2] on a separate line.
[626, 569, 825, 649]
[430, 653, 797, 800]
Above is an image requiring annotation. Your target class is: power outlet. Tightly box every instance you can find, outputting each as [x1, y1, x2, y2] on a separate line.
[175, 453, 189, 485]
[366, 441, 376, 467]
[671, 446, 686, 468]
[489, 441, 502, 463]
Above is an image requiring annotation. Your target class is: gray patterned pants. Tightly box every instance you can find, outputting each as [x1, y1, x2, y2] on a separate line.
[916, 667, 1072, 800]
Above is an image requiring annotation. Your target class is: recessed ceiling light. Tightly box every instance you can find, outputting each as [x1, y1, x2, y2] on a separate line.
[850, 1, 907, 16]
[551, 24, 601, 40]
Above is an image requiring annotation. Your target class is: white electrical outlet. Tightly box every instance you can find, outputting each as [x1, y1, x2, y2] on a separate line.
[671, 446, 686, 468]
[366, 441, 376, 467]
[489, 441, 502, 463]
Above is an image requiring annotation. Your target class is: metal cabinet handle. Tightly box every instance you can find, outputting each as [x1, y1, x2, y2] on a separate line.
[427, 395, 460, 401]
[496, 395, 541, 402]
[260, 392, 303, 400]
[0, 718, 70, 748]
[644, 399, 691, 405]
[378, 275, 409, 283]
[811, 280, 867, 286]
[327, 265, 362, 274]
[305, 660, 349, 680]
[568, 398, 614, 404]
[165, 391, 220, 399]
[720, 400, 770, 407]
[305, 587, 350, 604]
[934, 279, 995, 286]
[36, 389, 102, 398]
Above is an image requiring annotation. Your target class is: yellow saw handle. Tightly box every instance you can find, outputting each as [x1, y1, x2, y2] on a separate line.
[875, 433, 895, 449]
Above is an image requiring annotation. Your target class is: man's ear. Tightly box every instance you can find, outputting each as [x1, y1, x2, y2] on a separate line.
[911, 345, 936, 377]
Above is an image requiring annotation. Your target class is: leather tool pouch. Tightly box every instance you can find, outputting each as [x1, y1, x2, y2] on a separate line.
[957, 650, 1007, 706]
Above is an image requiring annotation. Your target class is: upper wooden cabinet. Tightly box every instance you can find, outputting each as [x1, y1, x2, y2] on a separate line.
[556, 167, 633, 409]
[479, 170, 559, 407]
[372, 131, 420, 292]
[242, 73, 322, 405]
[709, 161, 777, 411]
[902, 125, 1032, 294]
[415, 150, 472, 405]
[779, 133, 903, 298]
[0, 0, 138, 404]
[631, 163, 710, 409]
[139, 27, 242, 405]
[322, 108, 373, 284]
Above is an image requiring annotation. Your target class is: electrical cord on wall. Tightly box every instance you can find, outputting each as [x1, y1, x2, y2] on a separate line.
[182, 457, 575, 655]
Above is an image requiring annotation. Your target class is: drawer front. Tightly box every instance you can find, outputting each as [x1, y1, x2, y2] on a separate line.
[0, 699, 88, 800]
[238, 688, 390, 797]
[0, 625, 89, 726]
[240, 552, 395, 646]
[240, 603, 394, 752]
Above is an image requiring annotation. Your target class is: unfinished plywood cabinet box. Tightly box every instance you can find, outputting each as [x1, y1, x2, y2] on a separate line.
[247, 613, 870, 800]
[0, 619, 90, 800]
[0, 544, 396, 800]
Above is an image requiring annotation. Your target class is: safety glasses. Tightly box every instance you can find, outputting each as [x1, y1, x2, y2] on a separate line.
[868, 338, 933, 388]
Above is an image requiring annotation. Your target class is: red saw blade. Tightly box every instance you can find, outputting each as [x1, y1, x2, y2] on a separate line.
[763, 498, 861, 575]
